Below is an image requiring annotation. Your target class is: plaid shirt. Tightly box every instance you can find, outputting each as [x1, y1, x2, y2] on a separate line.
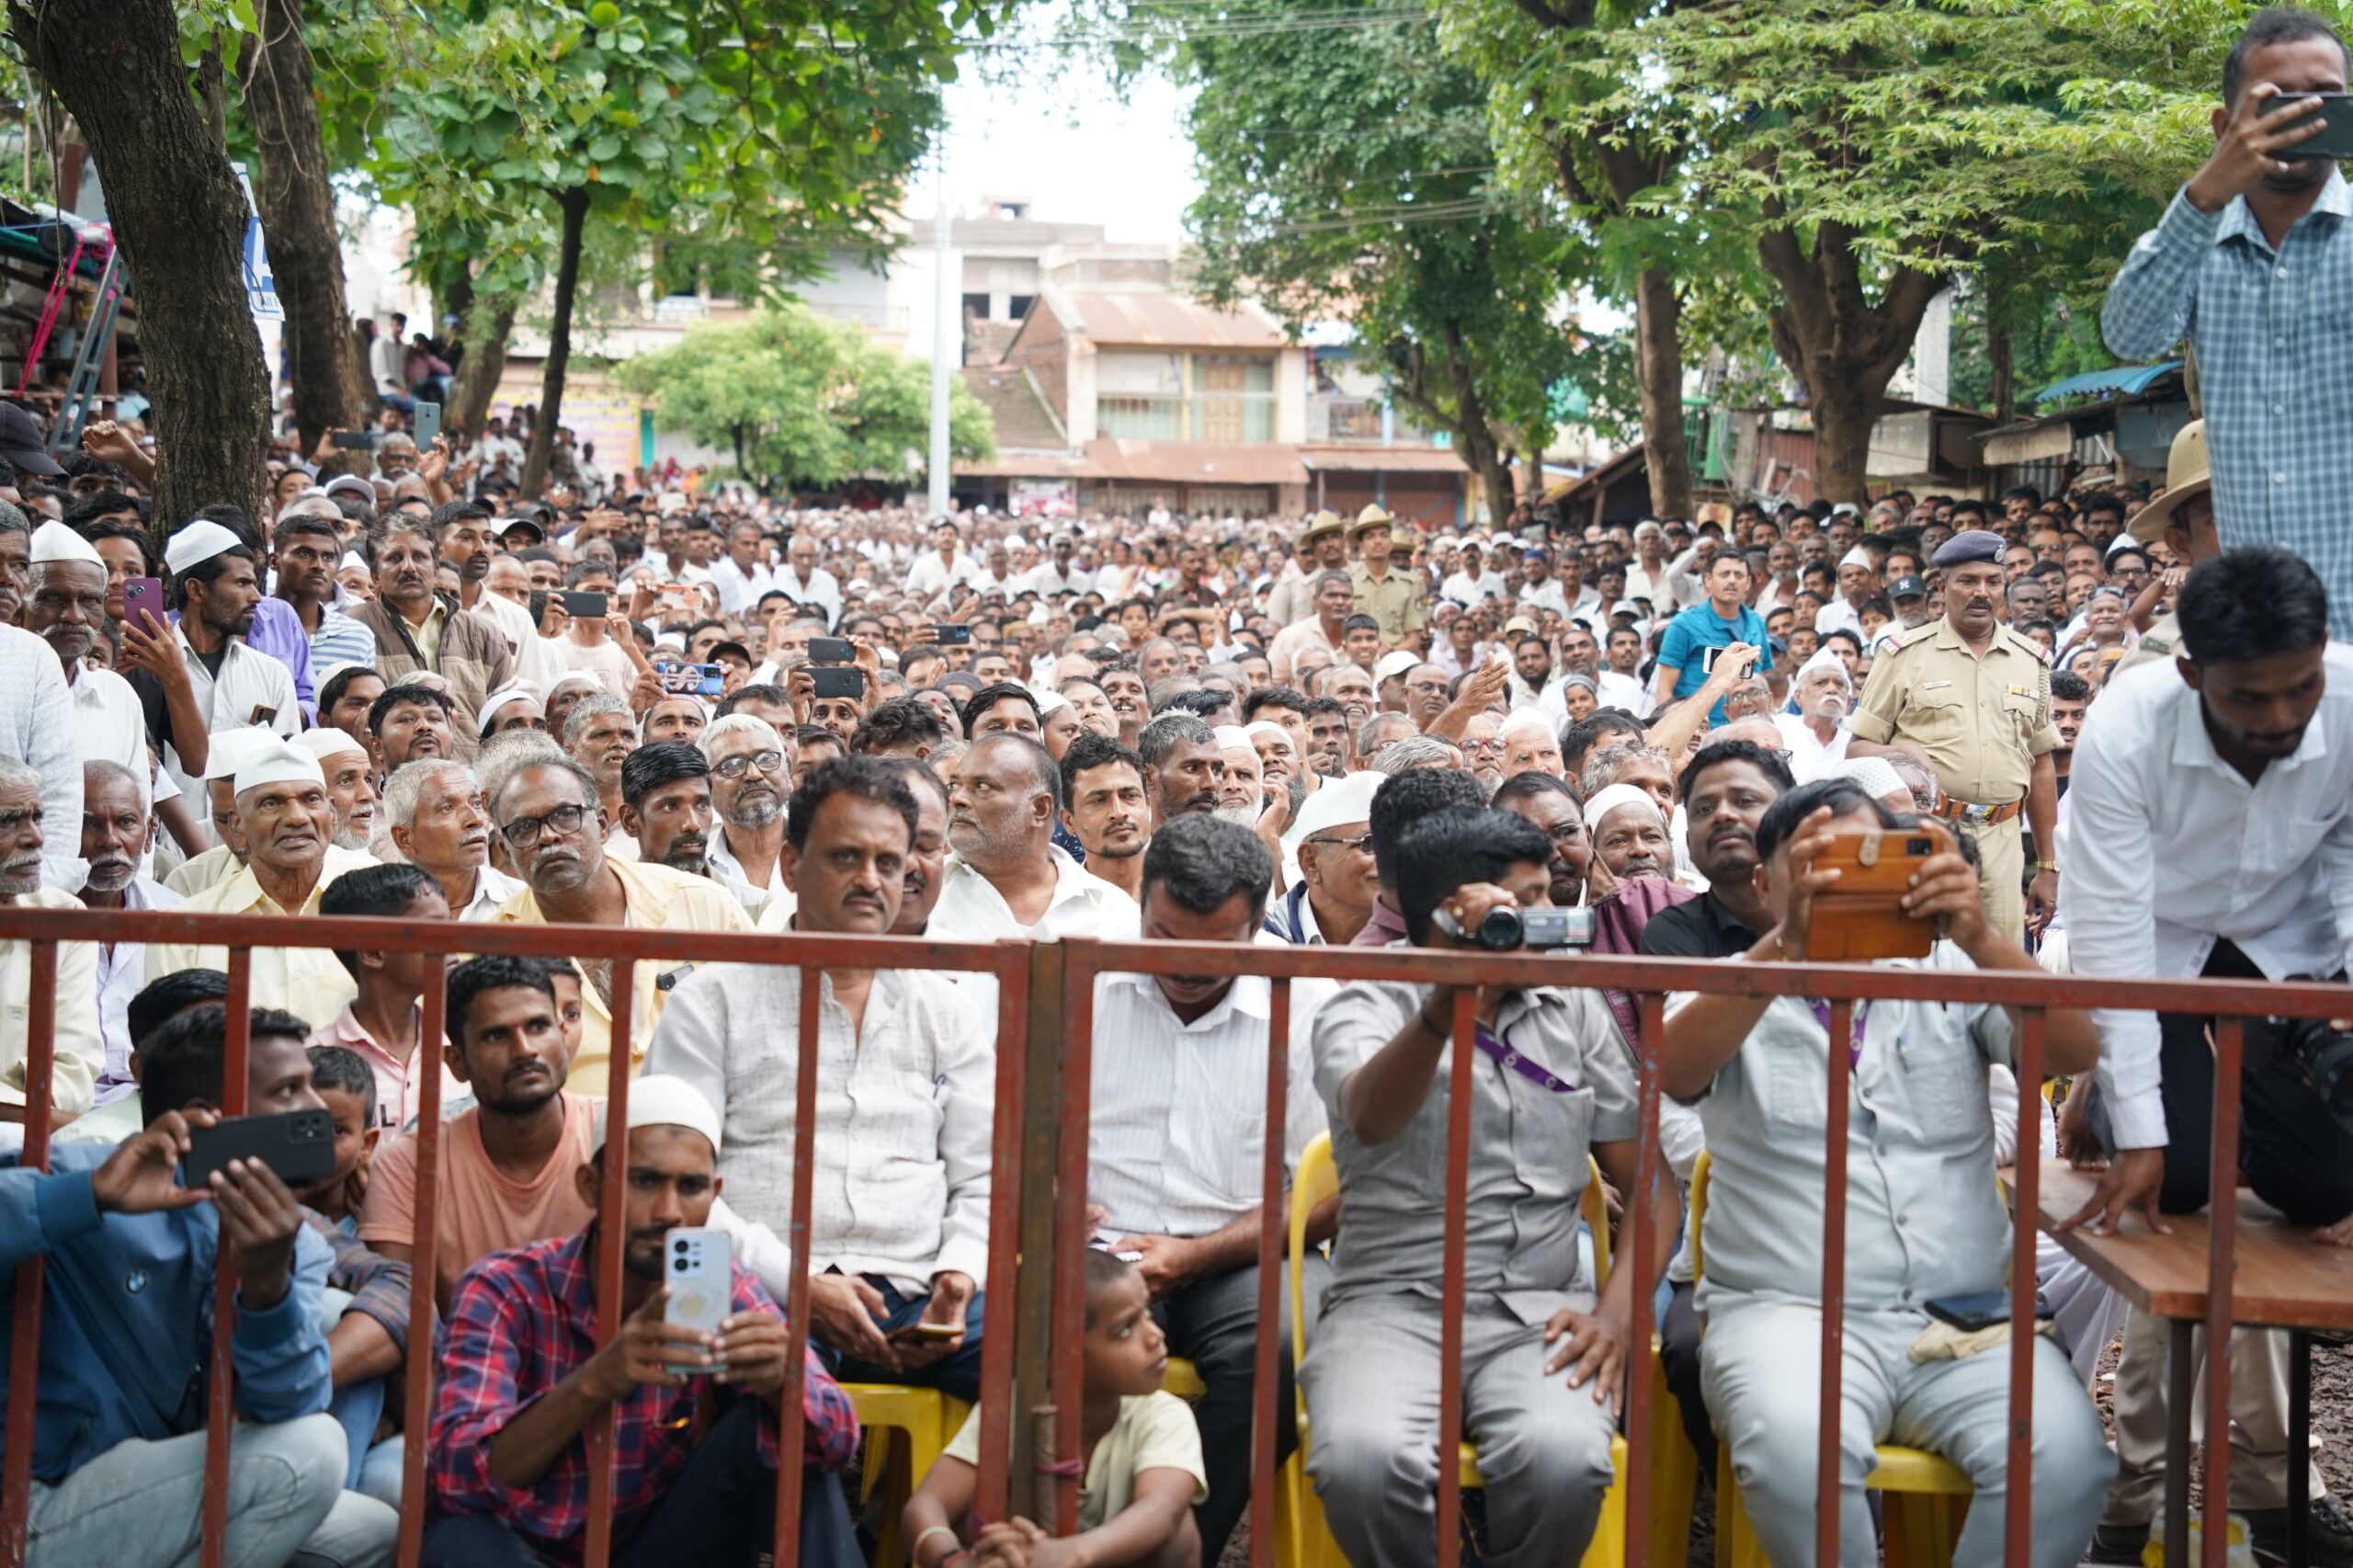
[428, 1226, 858, 1564]
[2103, 170, 2353, 637]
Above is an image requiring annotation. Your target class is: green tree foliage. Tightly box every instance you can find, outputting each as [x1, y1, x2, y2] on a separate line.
[1108, 0, 1603, 515]
[620, 306, 995, 492]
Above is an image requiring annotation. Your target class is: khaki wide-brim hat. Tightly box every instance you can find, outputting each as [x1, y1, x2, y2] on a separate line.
[2131, 420, 2210, 543]
[1349, 504, 1396, 537]
[1300, 510, 1344, 545]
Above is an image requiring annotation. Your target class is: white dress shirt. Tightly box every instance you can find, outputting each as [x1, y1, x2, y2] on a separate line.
[1438, 570, 1507, 608]
[711, 558, 775, 617]
[645, 961, 994, 1293]
[151, 625, 301, 818]
[705, 826, 794, 923]
[454, 863, 524, 923]
[773, 565, 844, 626]
[1518, 578, 1572, 620]
[2061, 647, 2353, 1149]
[1087, 943, 1333, 1240]
[905, 551, 983, 600]
[927, 846, 1140, 944]
[2, 888, 102, 1117]
[0, 624, 83, 889]
[1814, 597, 1866, 640]
[69, 662, 179, 810]
[86, 875, 181, 1102]
[1019, 563, 1095, 597]
[1774, 711, 1853, 784]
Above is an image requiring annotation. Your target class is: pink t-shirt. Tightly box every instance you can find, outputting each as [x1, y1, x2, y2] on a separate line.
[358, 1090, 598, 1304]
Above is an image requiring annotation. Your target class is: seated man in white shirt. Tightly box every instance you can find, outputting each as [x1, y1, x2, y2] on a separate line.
[1661, 778, 2112, 1568]
[647, 756, 992, 1398]
[382, 758, 521, 921]
[1088, 812, 1332, 1566]
[2061, 546, 2353, 1240]
[0, 757, 102, 1130]
[76, 760, 181, 1108]
[930, 733, 1139, 943]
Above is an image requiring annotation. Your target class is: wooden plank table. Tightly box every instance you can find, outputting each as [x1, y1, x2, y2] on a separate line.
[2033, 1165, 2353, 1566]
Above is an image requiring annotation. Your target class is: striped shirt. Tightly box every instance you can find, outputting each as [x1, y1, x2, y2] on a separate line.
[2103, 169, 2353, 635]
[305, 605, 378, 692]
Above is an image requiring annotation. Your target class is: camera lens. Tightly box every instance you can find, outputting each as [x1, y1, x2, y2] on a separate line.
[1475, 906, 1524, 950]
[674, 1239, 689, 1255]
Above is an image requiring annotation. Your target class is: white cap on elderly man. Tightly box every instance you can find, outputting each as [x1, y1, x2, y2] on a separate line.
[232, 739, 325, 797]
[1583, 783, 1665, 834]
[28, 520, 102, 566]
[1372, 650, 1420, 684]
[291, 726, 369, 766]
[592, 1074, 723, 1155]
[476, 686, 540, 735]
[165, 519, 243, 575]
[199, 727, 280, 782]
[1290, 770, 1382, 842]
[1838, 545, 1876, 571]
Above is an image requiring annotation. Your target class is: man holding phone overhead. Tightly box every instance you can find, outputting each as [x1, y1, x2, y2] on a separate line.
[2104, 5, 2353, 634]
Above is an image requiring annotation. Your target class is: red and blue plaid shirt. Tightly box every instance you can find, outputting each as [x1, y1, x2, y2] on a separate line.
[428, 1224, 859, 1564]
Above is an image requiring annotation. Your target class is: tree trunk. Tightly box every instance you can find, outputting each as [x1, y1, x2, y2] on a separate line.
[1438, 318, 1513, 524]
[518, 187, 590, 497]
[236, 0, 370, 454]
[1809, 384, 1880, 509]
[1989, 318, 2015, 425]
[450, 301, 515, 435]
[1630, 264, 1695, 519]
[11, 0, 269, 528]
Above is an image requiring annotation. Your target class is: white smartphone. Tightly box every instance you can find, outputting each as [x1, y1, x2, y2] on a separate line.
[664, 1226, 732, 1372]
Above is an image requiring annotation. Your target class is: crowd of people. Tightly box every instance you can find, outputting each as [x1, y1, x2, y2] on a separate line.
[3, 9, 2353, 1567]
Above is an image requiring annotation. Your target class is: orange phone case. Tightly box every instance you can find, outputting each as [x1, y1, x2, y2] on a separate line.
[1810, 828, 1938, 960]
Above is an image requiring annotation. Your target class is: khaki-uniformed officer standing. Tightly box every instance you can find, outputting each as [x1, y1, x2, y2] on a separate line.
[1346, 505, 1427, 652]
[1269, 510, 1347, 626]
[1847, 528, 2060, 942]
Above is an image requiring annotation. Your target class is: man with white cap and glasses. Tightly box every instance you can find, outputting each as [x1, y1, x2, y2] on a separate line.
[0, 517, 81, 887]
[1775, 648, 1857, 783]
[1265, 770, 1381, 946]
[382, 758, 519, 922]
[145, 737, 382, 1032]
[120, 517, 300, 817]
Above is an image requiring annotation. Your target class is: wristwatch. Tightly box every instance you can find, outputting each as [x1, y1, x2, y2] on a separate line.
[2035, 861, 2061, 872]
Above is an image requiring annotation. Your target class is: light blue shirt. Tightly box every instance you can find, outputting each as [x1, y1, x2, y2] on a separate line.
[2103, 170, 2353, 635]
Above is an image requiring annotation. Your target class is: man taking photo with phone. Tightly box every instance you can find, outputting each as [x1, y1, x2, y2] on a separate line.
[2104, 6, 2353, 633]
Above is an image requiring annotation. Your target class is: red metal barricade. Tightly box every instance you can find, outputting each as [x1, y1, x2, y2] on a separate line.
[0, 905, 2342, 1568]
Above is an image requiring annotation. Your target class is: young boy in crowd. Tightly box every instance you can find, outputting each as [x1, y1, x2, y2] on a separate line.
[301, 1044, 381, 1231]
[903, 1249, 1204, 1568]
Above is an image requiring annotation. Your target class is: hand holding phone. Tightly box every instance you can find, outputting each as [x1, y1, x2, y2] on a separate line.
[178, 1108, 339, 1191]
[664, 1227, 732, 1375]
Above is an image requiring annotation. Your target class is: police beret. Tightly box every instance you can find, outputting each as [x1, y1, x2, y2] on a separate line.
[1930, 528, 2005, 568]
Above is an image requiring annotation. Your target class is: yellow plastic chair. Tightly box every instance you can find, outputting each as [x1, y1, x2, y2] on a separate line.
[1690, 1152, 1972, 1568]
[1286, 1133, 1633, 1568]
[847, 1382, 972, 1567]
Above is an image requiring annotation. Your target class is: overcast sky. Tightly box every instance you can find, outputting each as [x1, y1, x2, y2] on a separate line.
[936, 52, 1200, 244]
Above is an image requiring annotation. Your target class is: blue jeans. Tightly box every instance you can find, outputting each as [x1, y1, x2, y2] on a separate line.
[814, 1272, 987, 1403]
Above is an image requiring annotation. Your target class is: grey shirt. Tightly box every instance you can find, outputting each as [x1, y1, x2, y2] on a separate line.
[1312, 981, 1635, 1325]
[1682, 941, 2016, 1315]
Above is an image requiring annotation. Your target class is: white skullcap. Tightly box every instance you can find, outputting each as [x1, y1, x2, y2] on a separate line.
[233, 738, 325, 797]
[1290, 770, 1382, 842]
[1584, 783, 1665, 835]
[164, 519, 242, 575]
[1838, 545, 1876, 570]
[199, 726, 280, 782]
[476, 686, 540, 734]
[1372, 650, 1420, 683]
[1796, 647, 1851, 684]
[315, 660, 372, 692]
[28, 520, 102, 567]
[1832, 756, 1907, 801]
[1212, 724, 1253, 750]
[1036, 689, 1071, 715]
[338, 551, 369, 574]
[546, 671, 604, 699]
[290, 726, 368, 766]
[592, 1074, 723, 1155]
[1243, 721, 1290, 746]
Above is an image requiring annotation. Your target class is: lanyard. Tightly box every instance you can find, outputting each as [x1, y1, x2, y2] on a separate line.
[1472, 1022, 1578, 1094]
[1807, 998, 1870, 1066]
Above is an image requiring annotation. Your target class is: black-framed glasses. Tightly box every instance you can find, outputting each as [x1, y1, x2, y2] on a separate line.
[499, 801, 594, 850]
[1308, 832, 1376, 854]
[710, 750, 785, 780]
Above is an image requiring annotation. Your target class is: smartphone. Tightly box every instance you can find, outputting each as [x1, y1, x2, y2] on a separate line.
[529, 589, 550, 629]
[329, 429, 379, 450]
[413, 401, 441, 451]
[121, 574, 164, 629]
[1809, 828, 1938, 961]
[2279, 92, 2353, 160]
[1923, 1290, 2053, 1334]
[810, 666, 865, 701]
[562, 590, 608, 620]
[179, 1108, 338, 1191]
[1700, 644, 1756, 678]
[664, 1226, 732, 1371]
[689, 663, 724, 699]
[807, 637, 854, 665]
[931, 622, 973, 646]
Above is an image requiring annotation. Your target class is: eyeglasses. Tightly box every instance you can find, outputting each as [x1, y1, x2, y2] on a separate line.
[499, 801, 594, 850]
[710, 750, 785, 780]
[1461, 737, 1505, 756]
[1307, 832, 1376, 854]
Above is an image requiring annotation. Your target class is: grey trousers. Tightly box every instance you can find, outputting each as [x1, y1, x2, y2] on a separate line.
[1155, 1256, 1328, 1567]
[2101, 1308, 2322, 1524]
[1704, 1299, 2112, 1568]
[1300, 1294, 1618, 1568]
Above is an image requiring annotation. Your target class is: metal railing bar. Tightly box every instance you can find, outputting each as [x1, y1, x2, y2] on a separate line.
[1620, 990, 1666, 1568]
[2005, 1006, 2047, 1568]
[581, 961, 637, 1568]
[1247, 978, 1290, 1568]
[394, 952, 448, 1568]
[0, 939, 58, 1568]
[2201, 1017, 2245, 1568]
[1816, 996, 1854, 1568]
[201, 949, 254, 1568]
[1433, 986, 1476, 1563]
[772, 973, 824, 1558]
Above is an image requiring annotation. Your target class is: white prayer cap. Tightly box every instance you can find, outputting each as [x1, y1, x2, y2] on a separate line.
[1838, 545, 1876, 570]
[1290, 770, 1382, 841]
[1212, 724, 1253, 750]
[338, 551, 369, 574]
[1796, 647, 1851, 684]
[28, 520, 101, 567]
[1832, 755, 1906, 802]
[1584, 782, 1665, 834]
[232, 738, 325, 797]
[1243, 721, 1290, 746]
[476, 686, 540, 735]
[594, 1074, 723, 1155]
[199, 726, 280, 782]
[1036, 689, 1071, 716]
[164, 519, 243, 575]
[1372, 650, 1420, 683]
[290, 726, 368, 766]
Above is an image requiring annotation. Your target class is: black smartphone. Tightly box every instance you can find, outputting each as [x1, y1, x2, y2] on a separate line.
[807, 637, 854, 665]
[179, 1108, 339, 1190]
[2279, 92, 2353, 160]
[1922, 1290, 2053, 1335]
[329, 429, 379, 450]
[562, 591, 608, 620]
[529, 589, 550, 628]
[931, 622, 973, 646]
[810, 666, 865, 700]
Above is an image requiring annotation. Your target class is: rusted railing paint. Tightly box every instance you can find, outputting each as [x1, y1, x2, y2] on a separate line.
[0, 907, 2334, 1567]
[1433, 987, 1478, 1565]
[1248, 977, 1290, 1568]
[394, 952, 447, 1568]
[1620, 990, 1665, 1568]
[0, 941, 57, 1568]
[771, 972, 824, 1559]
[2006, 1007, 2048, 1568]
[580, 960, 637, 1568]
[2203, 1017, 2245, 1568]
[199, 949, 254, 1568]
[1816, 997, 1854, 1568]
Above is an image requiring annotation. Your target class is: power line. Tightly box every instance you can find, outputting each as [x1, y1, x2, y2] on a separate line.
[960, 7, 1434, 49]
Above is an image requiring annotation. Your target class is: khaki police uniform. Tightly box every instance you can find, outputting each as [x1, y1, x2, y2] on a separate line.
[1847, 618, 2059, 942]
[2111, 608, 2180, 676]
[1347, 560, 1426, 648]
